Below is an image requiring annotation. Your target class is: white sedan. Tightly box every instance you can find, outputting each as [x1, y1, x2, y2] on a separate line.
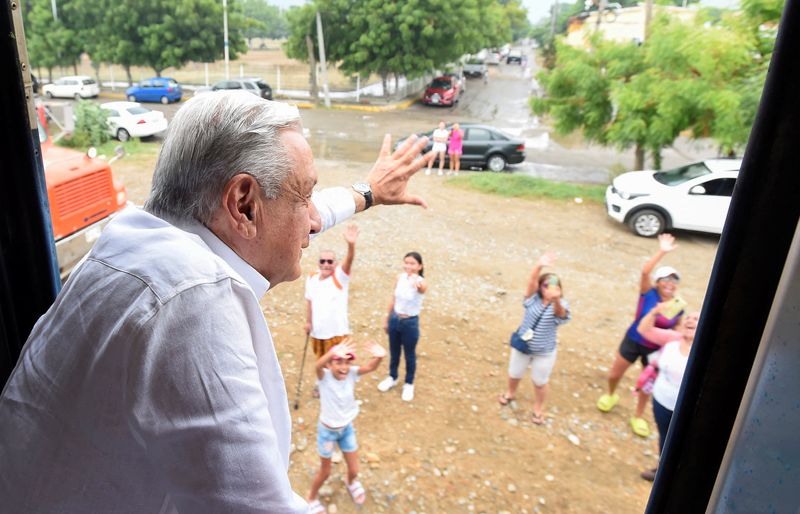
[605, 159, 740, 237]
[100, 102, 168, 142]
[42, 75, 100, 99]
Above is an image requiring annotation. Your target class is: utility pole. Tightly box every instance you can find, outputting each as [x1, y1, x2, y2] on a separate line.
[316, 11, 331, 108]
[550, 0, 559, 39]
[223, 0, 230, 80]
[595, 0, 607, 31]
[644, 0, 654, 41]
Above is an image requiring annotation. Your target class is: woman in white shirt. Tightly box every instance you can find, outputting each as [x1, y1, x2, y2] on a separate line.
[636, 304, 700, 481]
[425, 121, 449, 176]
[377, 252, 428, 401]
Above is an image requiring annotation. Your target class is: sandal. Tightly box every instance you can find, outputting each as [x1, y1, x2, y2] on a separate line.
[630, 416, 651, 437]
[347, 479, 366, 505]
[308, 499, 327, 514]
[497, 393, 515, 406]
[596, 393, 619, 413]
[531, 412, 545, 425]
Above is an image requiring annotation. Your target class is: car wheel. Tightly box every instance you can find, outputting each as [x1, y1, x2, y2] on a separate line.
[45, 91, 53, 99]
[127, 95, 136, 102]
[486, 154, 507, 172]
[628, 209, 665, 237]
[160, 96, 169, 105]
[117, 128, 130, 142]
[74, 93, 82, 101]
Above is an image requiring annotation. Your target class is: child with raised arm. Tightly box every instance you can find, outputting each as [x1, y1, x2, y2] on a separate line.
[307, 339, 386, 514]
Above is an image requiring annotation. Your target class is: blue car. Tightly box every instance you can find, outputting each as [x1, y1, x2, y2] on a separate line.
[126, 77, 182, 104]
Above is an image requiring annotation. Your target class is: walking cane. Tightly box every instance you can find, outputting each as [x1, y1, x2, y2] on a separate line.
[293, 334, 311, 410]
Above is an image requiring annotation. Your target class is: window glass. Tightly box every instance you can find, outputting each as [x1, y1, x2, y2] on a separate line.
[153, 81, 164, 87]
[83, 79, 96, 85]
[126, 106, 149, 115]
[430, 79, 452, 90]
[697, 178, 736, 197]
[467, 128, 492, 140]
[654, 162, 712, 186]
[167, 80, 178, 88]
[103, 109, 119, 117]
[256, 80, 269, 89]
[244, 82, 255, 89]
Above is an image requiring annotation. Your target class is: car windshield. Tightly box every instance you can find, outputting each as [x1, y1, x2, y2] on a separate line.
[653, 162, 712, 185]
[82, 79, 96, 85]
[126, 106, 150, 115]
[430, 79, 451, 89]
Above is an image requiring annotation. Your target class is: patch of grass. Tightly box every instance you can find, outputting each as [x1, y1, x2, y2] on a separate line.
[56, 135, 160, 160]
[448, 172, 606, 203]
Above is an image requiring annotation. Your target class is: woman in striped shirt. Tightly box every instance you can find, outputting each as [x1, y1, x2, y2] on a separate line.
[498, 253, 571, 424]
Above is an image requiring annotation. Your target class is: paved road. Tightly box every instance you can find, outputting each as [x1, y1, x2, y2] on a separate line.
[41, 48, 716, 184]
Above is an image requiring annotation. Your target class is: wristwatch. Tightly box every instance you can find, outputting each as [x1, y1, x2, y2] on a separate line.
[352, 182, 373, 210]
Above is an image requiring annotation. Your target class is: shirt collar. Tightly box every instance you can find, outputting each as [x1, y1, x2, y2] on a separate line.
[179, 219, 271, 298]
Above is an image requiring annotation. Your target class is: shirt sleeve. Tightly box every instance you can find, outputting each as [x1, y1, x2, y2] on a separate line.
[125, 282, 307, 513]
[555, 298, 572, 325]
[311, 187, 356, 236]
[335, 265, 350, 285]
[349, 366, 361, 383]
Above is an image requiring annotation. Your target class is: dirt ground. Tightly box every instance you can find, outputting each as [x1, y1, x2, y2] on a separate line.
[115, 154, 720, 513]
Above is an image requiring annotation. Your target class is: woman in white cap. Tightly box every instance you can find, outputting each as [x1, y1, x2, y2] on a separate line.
[596, 234, 684, 438]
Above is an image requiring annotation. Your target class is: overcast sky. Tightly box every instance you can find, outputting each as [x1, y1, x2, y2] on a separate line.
[269, 0, 740, 25]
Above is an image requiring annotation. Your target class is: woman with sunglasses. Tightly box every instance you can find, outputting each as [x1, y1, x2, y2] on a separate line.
[498, 252, 571, 425]
[596, 233, 684, 438]
[377, 252, 427, 402]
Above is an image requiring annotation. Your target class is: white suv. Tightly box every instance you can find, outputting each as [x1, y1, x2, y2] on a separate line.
[605, 159, 740, 237]
[42, 75, 100, 100]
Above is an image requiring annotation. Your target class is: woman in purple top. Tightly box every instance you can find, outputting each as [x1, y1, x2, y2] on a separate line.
[447, 123, 464, 176]
[596, 233, 683, 438]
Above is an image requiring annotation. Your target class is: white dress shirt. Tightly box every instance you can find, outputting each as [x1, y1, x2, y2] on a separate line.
[393, 273, 425, 316]
[0, 187, 354, 513]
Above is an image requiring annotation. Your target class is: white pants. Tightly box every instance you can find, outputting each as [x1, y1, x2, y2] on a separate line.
[508, 348, 557, 386]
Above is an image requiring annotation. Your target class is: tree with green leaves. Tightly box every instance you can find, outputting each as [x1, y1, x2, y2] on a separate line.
[23, 0, 83, 81]
[241, 0, 289, 45]
[533, 3, 781, 170]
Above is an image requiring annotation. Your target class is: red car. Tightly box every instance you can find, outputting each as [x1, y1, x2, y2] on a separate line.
[422, 76, 462, 106]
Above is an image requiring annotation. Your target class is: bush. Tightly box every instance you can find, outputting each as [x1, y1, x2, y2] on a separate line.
[63, 101, 110, 148]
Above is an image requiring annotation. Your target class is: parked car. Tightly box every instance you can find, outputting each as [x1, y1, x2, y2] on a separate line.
[506, 50, 523, 64]
[444, 70, 466, 92]
[422, 76, 463, 107]
[210, 77, 273, 100]
[126, 77, 182, 104]
[463, 58, 488, 78]
[397, 123, 525, 171]
[605, 159, 740, 237]
[485, 50, 501, 65]
[100, 101, 168, 142]
[42, 75, 100, 100]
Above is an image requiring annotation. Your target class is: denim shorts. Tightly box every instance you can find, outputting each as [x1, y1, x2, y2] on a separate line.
[317, 421, 358, 458]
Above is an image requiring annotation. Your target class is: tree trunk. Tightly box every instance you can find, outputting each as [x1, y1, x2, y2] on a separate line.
[47, 67, 53, 83]
[91, 61, 101, 87]
[651, 146, 662, 170]
[124, 65, 133, 87]
[394, 74, 399, 98]
[305, 34, 318, 102]
[154, 68, 162, 78]
[381, 72, 389, 99]
[634, 144, 645, 170]
[73, 63, 78, 76]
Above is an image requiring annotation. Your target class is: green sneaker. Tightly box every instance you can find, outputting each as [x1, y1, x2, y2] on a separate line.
[596, 393, 619, 412]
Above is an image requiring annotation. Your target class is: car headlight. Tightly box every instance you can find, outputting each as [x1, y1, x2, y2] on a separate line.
[617, 190, 648, 200]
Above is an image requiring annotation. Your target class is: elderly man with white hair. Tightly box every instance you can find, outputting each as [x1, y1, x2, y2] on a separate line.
[0, 92, 429, 513]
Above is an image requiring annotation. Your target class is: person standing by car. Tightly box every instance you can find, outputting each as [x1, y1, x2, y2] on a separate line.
[447, 123, 464, 176]
[497, 252, 571, 424]
[426, 121, 449, 176]
[596, 234, 684, 438]
[377, 252, 428, 401]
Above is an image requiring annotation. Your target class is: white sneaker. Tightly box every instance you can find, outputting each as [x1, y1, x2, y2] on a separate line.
[425, 168, 431, 176]
[377, 376, 399, 392]
[437, 170, 443, 176]
[401, 383, 415, 402]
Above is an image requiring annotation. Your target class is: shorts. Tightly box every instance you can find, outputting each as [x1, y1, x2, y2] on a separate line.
[507, 347, 557, 386]
[311, 334, 349, 359]
[317, 421, 358, 458]
[448, 148, 462, 156]
[618, 334, 659, 365]
[432, 142, 447, 154]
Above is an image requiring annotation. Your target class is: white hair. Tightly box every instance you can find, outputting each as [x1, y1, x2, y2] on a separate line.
[144, 91, 302, 223]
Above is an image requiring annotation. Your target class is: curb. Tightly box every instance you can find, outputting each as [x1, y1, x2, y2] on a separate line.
[97, 90, 418, 112]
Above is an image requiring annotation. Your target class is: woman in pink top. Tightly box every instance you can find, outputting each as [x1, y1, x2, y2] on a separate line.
[448, 123, 464, 176]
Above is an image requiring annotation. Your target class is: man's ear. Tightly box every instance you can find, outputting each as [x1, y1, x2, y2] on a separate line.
[222, 174, 261, 239]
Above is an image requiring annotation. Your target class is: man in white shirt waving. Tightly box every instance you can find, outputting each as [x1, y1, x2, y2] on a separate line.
[0, 91, 429, 513]
[305, 224, 359, 398]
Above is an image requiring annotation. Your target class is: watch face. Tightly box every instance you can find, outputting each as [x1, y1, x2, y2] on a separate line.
[353, 182, 371, 194]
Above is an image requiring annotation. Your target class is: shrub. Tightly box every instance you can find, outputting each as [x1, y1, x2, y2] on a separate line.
[63, 101, 110, 148]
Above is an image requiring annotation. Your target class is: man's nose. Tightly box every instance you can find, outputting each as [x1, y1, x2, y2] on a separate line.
[309, 200, 322, 235]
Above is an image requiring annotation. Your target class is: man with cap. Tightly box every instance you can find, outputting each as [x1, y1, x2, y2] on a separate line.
[596, 233, 685, 438]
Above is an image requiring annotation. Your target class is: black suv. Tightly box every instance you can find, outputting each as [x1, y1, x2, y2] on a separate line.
[211, 77, 273, 100]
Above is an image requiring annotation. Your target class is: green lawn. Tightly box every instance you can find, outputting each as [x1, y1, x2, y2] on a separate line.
[448, 172, 606, 203]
